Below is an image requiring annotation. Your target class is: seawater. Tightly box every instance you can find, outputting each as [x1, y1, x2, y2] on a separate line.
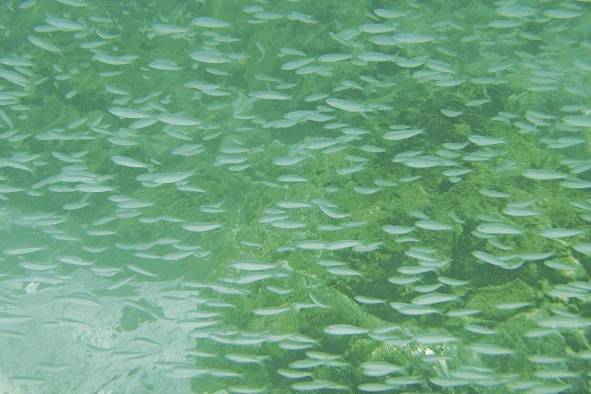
[0, 1, 590, 393]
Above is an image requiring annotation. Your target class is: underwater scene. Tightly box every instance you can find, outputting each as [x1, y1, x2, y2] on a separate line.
[1, 0, 591, 393]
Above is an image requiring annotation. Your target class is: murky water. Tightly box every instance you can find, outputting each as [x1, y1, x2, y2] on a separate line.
[1, 1, 590, 393]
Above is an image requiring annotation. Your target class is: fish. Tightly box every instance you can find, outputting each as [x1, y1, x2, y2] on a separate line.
[0, 0, 589, 392]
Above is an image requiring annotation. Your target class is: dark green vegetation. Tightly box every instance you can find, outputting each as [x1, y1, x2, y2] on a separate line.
[0, 0, 590, 393]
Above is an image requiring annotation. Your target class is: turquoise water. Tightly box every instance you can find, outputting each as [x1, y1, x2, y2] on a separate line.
[1, 0, 591, 393]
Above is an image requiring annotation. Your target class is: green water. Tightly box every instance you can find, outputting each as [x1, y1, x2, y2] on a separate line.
[1, 0, 591, 393]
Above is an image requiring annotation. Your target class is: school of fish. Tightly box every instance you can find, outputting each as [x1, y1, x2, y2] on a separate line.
[0, 0, 590, 393]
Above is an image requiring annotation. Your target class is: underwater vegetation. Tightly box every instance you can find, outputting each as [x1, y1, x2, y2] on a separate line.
[0, 0, 591, 392]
